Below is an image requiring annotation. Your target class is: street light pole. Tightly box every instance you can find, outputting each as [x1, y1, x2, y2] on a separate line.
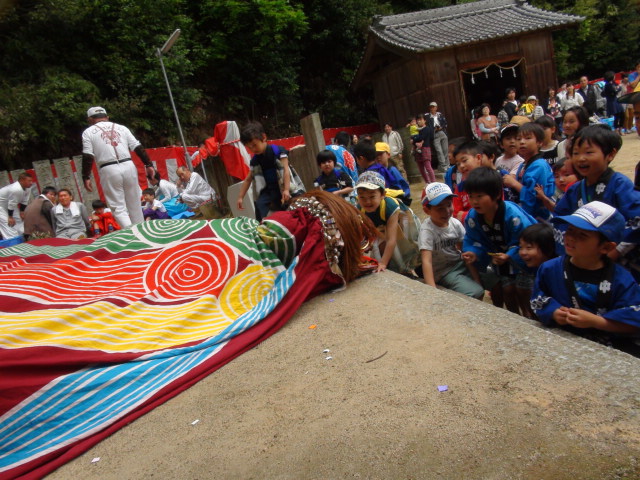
[156, 29, 193, 172]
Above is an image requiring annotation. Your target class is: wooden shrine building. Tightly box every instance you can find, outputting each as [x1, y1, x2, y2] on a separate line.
[352, 0, 583, 137]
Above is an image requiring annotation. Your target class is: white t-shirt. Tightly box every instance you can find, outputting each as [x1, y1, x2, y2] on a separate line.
[82, 121, 141, 165]
[495, 154, 524, 175]
[418, 217, 465, 281]
[144, 199, 166, 212]
[156, 179, 179, 202]
[0, 181, 29, 212]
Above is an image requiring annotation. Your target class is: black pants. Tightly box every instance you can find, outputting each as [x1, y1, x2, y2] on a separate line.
[255, 187, 283, 222]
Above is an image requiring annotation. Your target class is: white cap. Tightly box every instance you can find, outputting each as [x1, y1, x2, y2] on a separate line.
[87, 106, 107, 118]
[422, 182, 457, 206]
[356, 171, 386, 191]
[552, 201, 625, 243]
[429, 102, 438, 107]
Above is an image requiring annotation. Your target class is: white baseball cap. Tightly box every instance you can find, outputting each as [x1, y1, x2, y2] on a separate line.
[422, 182, 457, 206]
[87, 106, 107, 118]
[356, 171, 386, 191]
[551, 201, 625, 243]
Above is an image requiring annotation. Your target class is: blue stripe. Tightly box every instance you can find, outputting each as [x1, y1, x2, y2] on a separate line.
[0, 345, 218, 468]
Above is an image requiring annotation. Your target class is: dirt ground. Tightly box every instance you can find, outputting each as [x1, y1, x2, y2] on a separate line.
[48, 136, 640, 480]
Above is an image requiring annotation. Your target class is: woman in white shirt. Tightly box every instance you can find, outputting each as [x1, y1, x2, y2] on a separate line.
[561, 85, 584, 112]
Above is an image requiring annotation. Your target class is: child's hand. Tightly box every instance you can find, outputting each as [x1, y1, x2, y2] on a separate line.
[534, 184, 544, 199]
[565, 308, 606, 329]
[461, 251, 477, 265]
[236, 198, 244, 210]
[502, 174, 518, 189]
[281, 190, 291, 204]
[376, 262, 387, 273]
[491, 253, 509, 265]
[552, 306, 569, 325]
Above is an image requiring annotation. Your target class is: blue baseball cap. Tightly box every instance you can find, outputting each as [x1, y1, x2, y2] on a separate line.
[551, 201, 625, 243]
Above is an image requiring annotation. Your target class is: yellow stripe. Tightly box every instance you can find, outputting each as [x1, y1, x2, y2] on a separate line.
[0, 265, 278, 352]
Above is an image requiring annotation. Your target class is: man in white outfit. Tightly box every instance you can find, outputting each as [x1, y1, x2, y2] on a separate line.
[81, 106, 154, 228]
[0, 173, 33, 240]
[176, 166, 216, 209]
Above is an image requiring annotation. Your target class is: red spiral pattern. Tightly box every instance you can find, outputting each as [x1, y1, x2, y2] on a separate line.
[144, 239, 237, 300]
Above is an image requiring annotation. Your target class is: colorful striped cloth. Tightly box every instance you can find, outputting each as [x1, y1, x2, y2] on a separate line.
[0, 212, 342, 479]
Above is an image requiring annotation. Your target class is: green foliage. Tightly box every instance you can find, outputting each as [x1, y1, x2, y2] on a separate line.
[0, 71, 99, 169]
[188, 0, 308, 134]
[532, 0, 640, 81]
[292, 0, 380, 127]
[0, 0, 201, 162]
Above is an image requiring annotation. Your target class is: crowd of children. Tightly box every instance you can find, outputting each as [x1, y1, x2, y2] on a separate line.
[430, 113, 639, 348]
[288, 117, 640, 350]
[227, 117, 640, 350]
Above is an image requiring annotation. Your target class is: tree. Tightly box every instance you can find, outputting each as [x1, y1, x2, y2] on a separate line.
[0, 71, 99, 170]
[0, 0, 200, 166]
[187, 0, 308, 136]
[532, 0, 640, 81]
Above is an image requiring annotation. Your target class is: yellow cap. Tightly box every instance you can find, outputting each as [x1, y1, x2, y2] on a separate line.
[375, 142, 391, 154]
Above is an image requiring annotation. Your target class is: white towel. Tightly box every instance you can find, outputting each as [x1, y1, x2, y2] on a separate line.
[54, 202, 80, 217]
[39, 194, 54, 205]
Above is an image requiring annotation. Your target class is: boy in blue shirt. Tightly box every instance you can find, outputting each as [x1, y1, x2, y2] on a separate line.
[554, 125, 640, 252]
[237, 122, 301, 221]
[353, 139, 395, 187]
[353, 139, 410, 206]
[532, 201, 640, 335]
[462, 167, 536, 315]
[443, 137, 466, 191]
[502, 123, 555, 221]
[313, 149, 354, 199]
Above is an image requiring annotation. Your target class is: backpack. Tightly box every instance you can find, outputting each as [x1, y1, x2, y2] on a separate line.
[377, 196, 422, 272]
[362, 195, 421, 247]
[592, 83, 606, 114]
[271, 145, 306, 197]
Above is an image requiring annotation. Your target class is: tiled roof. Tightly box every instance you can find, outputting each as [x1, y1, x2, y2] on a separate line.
[370, 0, 583, 53]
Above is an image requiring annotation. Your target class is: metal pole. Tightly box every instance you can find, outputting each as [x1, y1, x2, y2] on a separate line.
[156, 47, 193, 172]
